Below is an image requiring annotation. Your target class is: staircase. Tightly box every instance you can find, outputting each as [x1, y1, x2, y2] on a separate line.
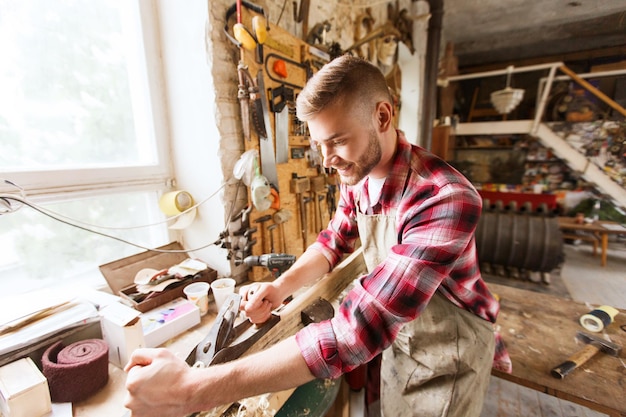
[445, 62, 626, 210]
[454, 120, 626, 209]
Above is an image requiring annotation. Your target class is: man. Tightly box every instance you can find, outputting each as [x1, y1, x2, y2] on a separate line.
[124, 55, 510, 417]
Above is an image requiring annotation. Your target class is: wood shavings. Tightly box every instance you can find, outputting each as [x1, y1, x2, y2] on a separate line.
[193, 394, 276, 417]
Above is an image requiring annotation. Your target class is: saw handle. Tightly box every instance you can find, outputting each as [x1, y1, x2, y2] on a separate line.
[551, 343, 600, 379]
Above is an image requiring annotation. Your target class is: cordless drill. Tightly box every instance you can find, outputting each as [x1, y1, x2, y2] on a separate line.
[240, 253, 296, 278]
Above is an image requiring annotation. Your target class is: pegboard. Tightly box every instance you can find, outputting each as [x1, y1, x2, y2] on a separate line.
[226, 5, 339, 281]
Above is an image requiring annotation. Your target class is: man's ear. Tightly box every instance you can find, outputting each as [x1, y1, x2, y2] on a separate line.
[376, 101, 394, 131]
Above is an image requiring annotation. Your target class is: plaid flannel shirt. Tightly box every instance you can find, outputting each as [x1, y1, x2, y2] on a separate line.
[295, 131, 512, 379]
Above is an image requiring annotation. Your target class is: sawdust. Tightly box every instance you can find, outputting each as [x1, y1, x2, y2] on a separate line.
[194, 395, 276, 417]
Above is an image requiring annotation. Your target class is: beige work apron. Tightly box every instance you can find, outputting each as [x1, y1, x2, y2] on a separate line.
[356, 209, 495, 417]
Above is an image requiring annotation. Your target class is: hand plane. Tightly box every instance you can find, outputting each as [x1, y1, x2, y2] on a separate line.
[185, 293, 280, 367]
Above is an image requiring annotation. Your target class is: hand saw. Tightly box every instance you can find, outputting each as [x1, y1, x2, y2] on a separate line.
[255, 70, 280, 191]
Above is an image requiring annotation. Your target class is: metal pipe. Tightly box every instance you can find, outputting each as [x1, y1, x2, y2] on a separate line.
[421, 0, 443, 150]
[443, 62, 564, 83]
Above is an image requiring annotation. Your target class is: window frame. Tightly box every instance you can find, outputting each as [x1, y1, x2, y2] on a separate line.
[0, 0, 173, 198]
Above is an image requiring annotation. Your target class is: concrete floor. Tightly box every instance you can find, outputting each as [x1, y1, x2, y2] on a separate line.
[481, 240, 626, 417]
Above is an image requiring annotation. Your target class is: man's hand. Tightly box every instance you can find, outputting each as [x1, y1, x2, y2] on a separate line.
[124, 348, 199, 417]
[239, 282, 284, 324]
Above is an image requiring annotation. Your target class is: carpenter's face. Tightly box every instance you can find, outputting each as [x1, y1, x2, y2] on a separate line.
[307, 103, 382, 185]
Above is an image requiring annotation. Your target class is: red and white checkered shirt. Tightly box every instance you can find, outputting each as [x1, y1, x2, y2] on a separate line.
[296, 131, 512, 379]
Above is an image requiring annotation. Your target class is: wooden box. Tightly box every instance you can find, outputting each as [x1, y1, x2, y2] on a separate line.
[99, 242, 217, 312]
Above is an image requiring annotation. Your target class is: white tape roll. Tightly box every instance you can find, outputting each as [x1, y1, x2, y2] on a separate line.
[579, 305, 619, 332]
[159, 191, 194, 216]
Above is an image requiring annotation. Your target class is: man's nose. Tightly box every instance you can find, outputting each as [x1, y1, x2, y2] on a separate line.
[320, 145, 335, 168]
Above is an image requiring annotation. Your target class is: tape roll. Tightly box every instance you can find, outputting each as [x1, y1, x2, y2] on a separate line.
[579, 305, 619, 332]
[159, 191, 194, 216]
[42, 339, 109, 403]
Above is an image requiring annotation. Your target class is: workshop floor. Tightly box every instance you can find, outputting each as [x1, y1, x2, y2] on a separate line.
[481, 240, 626, 417]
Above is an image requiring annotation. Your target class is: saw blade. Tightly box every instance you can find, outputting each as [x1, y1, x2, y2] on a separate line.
[275, 104, 289, 164]
[256, 70, 279, 192]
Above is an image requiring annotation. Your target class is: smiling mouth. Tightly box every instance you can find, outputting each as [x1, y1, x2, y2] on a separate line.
[335, 163, 352, 174]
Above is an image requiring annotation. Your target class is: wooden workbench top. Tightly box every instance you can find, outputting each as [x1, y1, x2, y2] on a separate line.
[487, 283, 626, 416]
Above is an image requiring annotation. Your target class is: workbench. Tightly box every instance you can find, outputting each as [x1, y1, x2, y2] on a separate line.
[558, 216, 626, 267]
[72, 250, 365, 417]
[488, 283, 626, 417]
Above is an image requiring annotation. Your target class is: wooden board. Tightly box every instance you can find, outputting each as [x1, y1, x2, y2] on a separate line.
[244, 248, 365, 354]
[487, 283, 626, 416]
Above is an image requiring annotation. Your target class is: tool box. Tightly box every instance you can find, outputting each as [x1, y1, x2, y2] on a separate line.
[99, 242, 217, 313]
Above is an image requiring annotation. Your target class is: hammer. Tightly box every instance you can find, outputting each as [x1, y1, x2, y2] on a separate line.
[550, 331, 622, 379]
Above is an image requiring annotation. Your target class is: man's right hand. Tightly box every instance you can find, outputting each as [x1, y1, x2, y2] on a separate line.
[239, 282, 284, 324]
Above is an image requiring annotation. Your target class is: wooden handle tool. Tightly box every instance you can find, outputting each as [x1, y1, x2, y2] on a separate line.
[550, 331, 621, 379]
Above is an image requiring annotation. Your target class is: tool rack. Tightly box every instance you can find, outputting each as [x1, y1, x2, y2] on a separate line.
[231, 6, 339, 281]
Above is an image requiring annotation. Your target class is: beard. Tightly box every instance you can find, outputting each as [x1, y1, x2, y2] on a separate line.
[338, 129, 382, 186]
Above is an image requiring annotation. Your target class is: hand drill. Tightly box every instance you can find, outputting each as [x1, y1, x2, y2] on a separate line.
[239, 253, 296, 278]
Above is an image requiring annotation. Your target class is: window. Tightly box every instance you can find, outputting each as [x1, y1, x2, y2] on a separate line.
[0, 0, 172, 297]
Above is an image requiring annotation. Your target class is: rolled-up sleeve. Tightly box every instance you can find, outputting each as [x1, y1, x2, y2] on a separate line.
[296, 279, 404, 379]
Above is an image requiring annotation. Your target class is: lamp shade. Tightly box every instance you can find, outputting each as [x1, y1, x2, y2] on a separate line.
[491, 87, 525, 114]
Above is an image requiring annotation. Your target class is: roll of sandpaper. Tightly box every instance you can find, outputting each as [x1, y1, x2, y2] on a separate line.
[42, 339, 109, 403]
[579, 305, 619, 332]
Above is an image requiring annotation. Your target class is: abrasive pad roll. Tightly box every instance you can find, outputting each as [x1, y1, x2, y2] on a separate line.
[42, 339, 109, 403]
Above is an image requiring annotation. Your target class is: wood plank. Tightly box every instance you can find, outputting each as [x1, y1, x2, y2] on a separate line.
[488, 283, 626, 416]
[245, 248, 366, 354]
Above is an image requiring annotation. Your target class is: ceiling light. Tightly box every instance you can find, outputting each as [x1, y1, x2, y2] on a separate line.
[490, 66, 525, 114]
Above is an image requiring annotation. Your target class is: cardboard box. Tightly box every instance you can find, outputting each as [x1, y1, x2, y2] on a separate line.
[141, 298, 201, 348]
[99, 302, 145, 368]
[99, 242, 217, 312]
[0, 357, 51, 417]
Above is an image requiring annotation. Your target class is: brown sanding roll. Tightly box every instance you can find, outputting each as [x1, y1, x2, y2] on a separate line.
[42, 339, 109, 403]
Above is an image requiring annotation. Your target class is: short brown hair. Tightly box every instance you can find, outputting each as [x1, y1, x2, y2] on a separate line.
[296, 54, 392, 122]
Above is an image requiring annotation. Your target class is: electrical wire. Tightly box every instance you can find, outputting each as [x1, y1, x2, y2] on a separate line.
[276, 0, 288, 26]
[28, 181, 230, 231]
[0, 179, 244, 254]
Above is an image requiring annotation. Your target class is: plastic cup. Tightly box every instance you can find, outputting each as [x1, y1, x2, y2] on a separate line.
[183, 282, 210, 316]
[211, 278, 236, 312]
